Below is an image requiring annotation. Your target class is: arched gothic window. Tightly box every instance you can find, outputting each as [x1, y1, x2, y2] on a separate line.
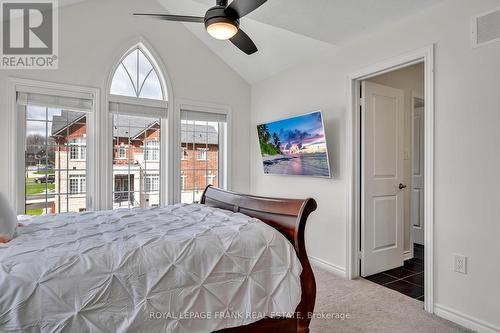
[110, 47, 165, 100]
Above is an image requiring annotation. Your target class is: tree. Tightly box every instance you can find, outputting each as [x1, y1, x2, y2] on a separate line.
[272, 132, 281, 151]
[257, 124, 282, 156]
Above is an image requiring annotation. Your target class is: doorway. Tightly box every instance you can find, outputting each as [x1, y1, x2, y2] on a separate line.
[360, 63, 425, 301]
[346, 45, 434, 313]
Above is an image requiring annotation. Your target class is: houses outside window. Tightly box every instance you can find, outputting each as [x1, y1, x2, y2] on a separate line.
[112, 114, 161, 208]
[22, 104, 90, 215]
[109, 45, 166, 209]
[180, 110, 227, 204]
[15, 45, 233, 214]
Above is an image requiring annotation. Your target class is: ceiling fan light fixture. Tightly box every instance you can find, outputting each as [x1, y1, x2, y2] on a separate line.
[206, 19, 238, 40]
[204, 7, 239, 40]
[135, 0, 268, 54]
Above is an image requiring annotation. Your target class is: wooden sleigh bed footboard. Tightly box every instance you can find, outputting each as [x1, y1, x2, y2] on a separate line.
[200, 186, 318, 333]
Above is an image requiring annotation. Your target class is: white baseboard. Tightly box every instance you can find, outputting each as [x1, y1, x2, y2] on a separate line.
[434, 304, 500, 333]
[309, 255, 346, 278]
[403, 251, 413, 261]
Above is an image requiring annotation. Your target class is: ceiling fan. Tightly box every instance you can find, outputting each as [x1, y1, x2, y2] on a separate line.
[134, 0, 267, 55]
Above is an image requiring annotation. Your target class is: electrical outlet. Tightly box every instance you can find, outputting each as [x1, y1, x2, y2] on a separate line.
[454, 254, 467, 274]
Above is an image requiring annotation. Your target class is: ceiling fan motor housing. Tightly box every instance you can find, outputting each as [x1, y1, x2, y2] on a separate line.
[204, 6, 239, 31]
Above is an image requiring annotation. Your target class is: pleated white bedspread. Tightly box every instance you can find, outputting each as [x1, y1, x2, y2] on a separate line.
[0, 204, 302, 333]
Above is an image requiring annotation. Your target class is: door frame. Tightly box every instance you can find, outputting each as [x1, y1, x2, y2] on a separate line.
[345, 45, 435, 313]
[411, 90, 425, 247]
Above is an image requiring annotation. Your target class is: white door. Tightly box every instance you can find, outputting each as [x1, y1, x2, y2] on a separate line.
[412, 97, 425, 245]
[361, 81, 405, 277]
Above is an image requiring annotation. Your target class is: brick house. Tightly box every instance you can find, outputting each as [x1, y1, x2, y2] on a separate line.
[51, 111, 219, 212]
[180, 122, 220, 203]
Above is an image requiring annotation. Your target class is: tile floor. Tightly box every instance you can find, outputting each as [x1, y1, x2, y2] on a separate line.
[364, 244, 424, 301]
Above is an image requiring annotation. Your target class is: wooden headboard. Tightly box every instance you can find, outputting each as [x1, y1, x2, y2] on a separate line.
[201, 186, 317, 333]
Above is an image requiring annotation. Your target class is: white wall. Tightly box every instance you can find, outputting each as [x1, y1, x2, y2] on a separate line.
[0, 0, 251, 199]
[368, 63, 425, 253]
[250, 0, 500, 330]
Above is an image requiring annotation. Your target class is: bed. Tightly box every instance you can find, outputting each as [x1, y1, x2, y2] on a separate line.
[0, 186, 317, 333]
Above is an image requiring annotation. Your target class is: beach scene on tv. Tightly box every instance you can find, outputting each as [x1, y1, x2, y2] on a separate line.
[257, 111, 331, 177]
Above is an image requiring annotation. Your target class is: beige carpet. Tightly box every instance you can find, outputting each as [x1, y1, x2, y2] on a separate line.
[309, 267, 471, 333]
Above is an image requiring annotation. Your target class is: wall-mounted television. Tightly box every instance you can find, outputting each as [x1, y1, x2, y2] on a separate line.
[257, 111, 331, 178]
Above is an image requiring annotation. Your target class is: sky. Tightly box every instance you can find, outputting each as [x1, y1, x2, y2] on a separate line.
[264, 111, 328, 154]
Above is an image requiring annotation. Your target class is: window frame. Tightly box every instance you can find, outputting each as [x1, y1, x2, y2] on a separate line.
[69, 174, 86, 195]
[118, 143, 126, 159]
[175, 100, 232, 204]
[105, 43, 170, 209]
[8, 78, 100, 214]
[197, 147, 208, 161]
[69, 137, 87, 161]
[145, 174, 160, 193]
[145, 140, 160, 161]
[109, 47, 165, 101]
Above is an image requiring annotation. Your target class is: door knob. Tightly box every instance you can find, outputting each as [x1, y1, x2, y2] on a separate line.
[399, 183, 407, 190]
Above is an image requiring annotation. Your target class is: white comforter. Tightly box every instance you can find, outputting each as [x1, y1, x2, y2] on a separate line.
[0, 204, 302, 333]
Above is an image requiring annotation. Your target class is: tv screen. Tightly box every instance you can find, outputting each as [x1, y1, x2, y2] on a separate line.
[257, 111, 331, 177]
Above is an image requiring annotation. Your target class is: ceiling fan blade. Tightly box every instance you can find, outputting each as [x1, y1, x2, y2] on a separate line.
[229, 29, 258, 55]
[133, 13, 204, 23]
[225, 0, 267, 19]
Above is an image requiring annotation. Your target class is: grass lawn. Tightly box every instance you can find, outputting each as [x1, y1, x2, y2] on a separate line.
[26, 208, 43, 216]
[26, 178, 55, 195]
[34, 170, 54, 175]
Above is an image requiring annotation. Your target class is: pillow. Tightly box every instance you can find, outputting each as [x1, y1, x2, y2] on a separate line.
[0, 193, 17, 243]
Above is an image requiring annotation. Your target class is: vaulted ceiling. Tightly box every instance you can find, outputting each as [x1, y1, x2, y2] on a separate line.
[158, 0, 444, 83]
[154, 0, 443, 84]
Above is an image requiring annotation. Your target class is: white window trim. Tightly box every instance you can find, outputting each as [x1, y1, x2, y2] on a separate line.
[174, 98, 232, 204]
[69, 174, 86, 195]
[197, 147, 208, 161]
[145, 174, 160, 193]
[118, 143, 126, 159]
[69, 137, 87, 161]
[180, 174, 187, 190]
[145, 140, 160, 161]
[7, 78, 100, 214]
[110, 47, 166, 100]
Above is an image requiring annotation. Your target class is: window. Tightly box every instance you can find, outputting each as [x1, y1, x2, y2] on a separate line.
[23, 104, 89, 215]
[118, 143, 126, 159]
[110, 47, 164, 100]
[69, 137, 86, 160]
[145, 140, 159, 161]
[109, 45, 167, 209]
[112, 114, 161, 208]
[145, 174, 159, 192]
[69, 175, 86, 194]
[207, 171, 216, 185]
[180, 110, 227, 204]
[181, 173, 187, 190]
[198, 148, 208, 161]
